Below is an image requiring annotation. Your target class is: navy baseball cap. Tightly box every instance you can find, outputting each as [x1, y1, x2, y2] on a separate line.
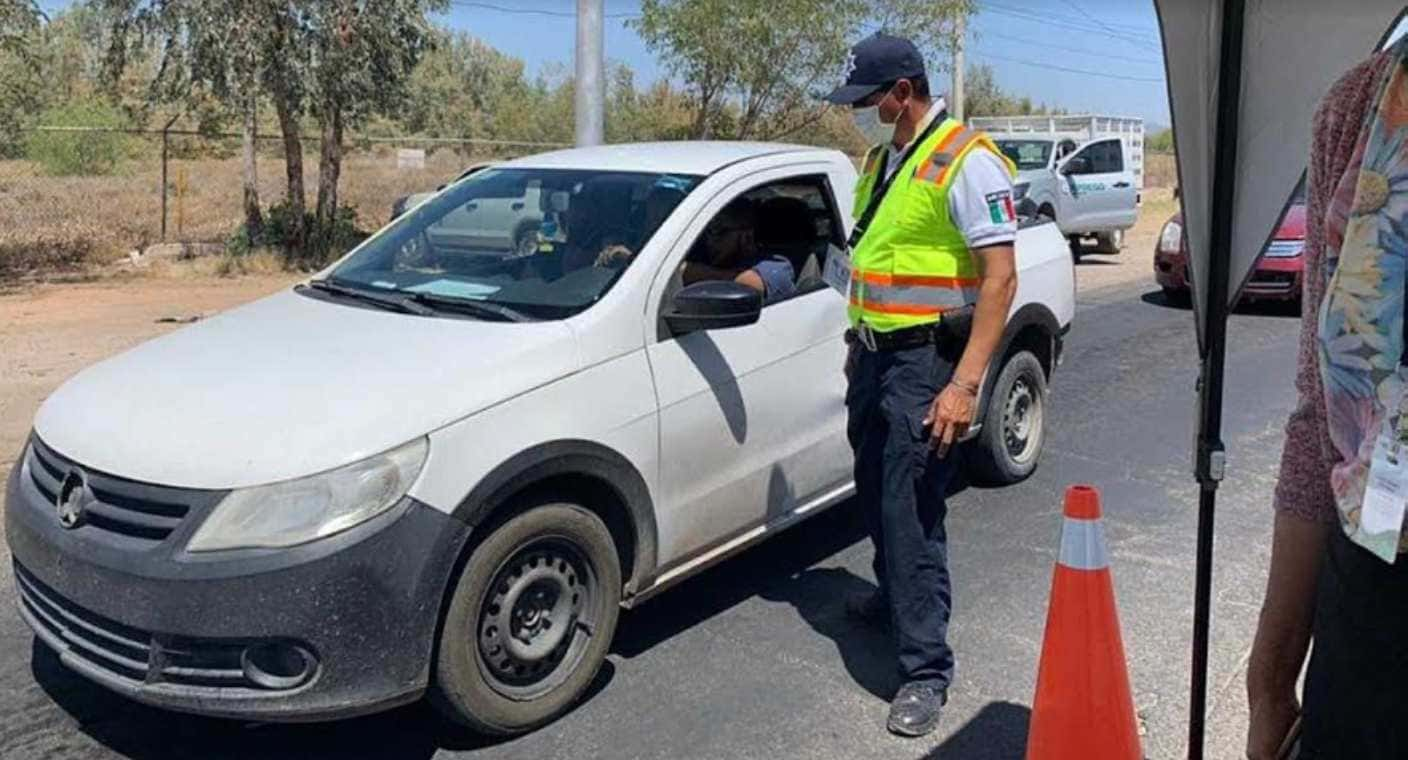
[824, 32, 926, 106]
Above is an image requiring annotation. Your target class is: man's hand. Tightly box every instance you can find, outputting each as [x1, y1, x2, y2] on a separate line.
[924, 382, 977, 458]
[594, 244, 633, 268]
[1246, 691, 1298, 760]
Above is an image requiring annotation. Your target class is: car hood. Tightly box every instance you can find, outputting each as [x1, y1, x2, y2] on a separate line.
[34, 289, 581, 490]
[1014, 170, 1044, 186]
[1168, 202, 1304, 240]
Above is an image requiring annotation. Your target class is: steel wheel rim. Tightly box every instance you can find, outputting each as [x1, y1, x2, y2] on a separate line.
[475, 536, 598, 700]
[1002, 372, 1043, 465]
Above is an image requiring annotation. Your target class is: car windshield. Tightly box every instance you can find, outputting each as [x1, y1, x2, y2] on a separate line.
[328, 167, 701, 320]
[995, 139, 1053, 171]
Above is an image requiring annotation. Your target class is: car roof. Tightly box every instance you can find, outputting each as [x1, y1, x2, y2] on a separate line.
[496, 141, 833, 175]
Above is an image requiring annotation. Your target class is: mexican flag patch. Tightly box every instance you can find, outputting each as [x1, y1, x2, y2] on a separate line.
[985, 190, 1016, 224]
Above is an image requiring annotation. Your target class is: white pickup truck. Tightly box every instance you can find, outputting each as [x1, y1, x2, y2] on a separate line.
[972, 114, 1144, 259]
[7, 142, 1074, 735]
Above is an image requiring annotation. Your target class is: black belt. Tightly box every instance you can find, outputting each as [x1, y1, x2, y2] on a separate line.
[845, 322, 938, 352]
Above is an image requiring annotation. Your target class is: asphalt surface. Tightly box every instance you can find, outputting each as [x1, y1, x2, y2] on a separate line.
[0, 279, 1301, 760]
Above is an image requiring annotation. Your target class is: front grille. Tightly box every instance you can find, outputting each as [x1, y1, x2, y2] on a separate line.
[15, 563, 286, 692]
[25, 438, 193, 544]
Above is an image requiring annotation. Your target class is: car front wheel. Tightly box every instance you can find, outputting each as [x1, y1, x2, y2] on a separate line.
[432, 503, 621, 735]
[967, 350, 1047, 485]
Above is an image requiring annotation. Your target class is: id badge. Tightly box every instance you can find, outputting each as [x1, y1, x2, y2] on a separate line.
[823, 244, 852, 298]
[1359, 415, 1408, 562]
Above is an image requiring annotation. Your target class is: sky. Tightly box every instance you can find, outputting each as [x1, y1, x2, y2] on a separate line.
[435, 0, 1172, 127]
[37, 0, 1174, 127]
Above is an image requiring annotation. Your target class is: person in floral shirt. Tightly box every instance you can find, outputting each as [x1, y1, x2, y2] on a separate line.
[1248, 42, 1408, 760]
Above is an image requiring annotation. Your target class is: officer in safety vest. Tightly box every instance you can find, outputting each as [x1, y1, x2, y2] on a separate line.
[823, 33, 1018, 737]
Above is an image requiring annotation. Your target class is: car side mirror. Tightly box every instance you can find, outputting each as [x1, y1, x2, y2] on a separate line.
[1061, 157, 1090, 176]
[664, 281, 762, 334]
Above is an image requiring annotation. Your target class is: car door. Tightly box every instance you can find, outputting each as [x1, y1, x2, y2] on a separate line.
[1056, 138, 1137, 231]
[645, 167, 853, 566]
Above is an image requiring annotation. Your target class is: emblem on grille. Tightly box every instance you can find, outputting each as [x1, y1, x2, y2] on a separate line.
[56, 470, 86, 529]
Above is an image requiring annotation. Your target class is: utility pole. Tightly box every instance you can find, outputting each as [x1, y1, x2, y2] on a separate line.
[575, 0, 605, 146]
[950, 13, 966, 121]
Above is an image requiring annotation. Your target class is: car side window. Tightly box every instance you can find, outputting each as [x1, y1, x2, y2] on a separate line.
[656, 174, 846, 340]
[1089, 139, 1124, 173]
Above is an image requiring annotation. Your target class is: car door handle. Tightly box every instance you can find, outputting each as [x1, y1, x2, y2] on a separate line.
[511, 202, 525, 211]
[1113, 182, 1131, 188]
[464, 203, 478, 211]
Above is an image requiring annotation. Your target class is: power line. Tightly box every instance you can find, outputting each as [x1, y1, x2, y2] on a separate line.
[972, 49, 1166, 83]
[1054, 0, 1158, 49]
[448, 1, 639, 20]
[978, 2, 1161, 50]
[976, 29, 1163, 66]
[983, 1, 1163, 40]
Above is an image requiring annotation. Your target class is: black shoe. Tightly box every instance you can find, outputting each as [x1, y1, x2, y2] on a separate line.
[887, 682, 946, 737]
[844, 591, 889, 630]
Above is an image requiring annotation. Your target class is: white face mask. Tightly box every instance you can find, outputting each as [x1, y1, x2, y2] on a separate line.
[851, 105, 896, 147]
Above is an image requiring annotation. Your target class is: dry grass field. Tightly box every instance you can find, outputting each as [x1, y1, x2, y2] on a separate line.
[0, 145, 500, 280]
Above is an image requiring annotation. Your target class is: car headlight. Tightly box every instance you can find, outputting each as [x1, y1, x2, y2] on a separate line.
[1158, 220, 1183, 254]
[1013, 182, 1030, 200]
[187, 438, 428, 552]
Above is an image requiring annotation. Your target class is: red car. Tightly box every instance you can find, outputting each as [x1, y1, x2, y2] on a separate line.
[1154, 184, 1306, 304]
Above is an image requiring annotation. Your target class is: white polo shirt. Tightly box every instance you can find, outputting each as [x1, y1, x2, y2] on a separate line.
[881, 98, 1017, 250]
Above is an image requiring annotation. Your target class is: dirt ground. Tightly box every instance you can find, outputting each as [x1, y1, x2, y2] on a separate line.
[0, 192, 1177, 475]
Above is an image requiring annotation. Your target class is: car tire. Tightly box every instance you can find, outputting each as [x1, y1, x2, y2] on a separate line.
[1094, 229, 1123, 254]
[431, 503, 621, 736]
[1038, 204, 1056, 223]
[966, 350, 1047, 486]
[1162, 286, 1191, 307]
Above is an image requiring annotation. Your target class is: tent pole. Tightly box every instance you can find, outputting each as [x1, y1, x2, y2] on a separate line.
[1190, 0, 1246, 757]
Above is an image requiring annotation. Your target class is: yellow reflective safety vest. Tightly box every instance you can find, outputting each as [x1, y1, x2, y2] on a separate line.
[849, 117, 1016, 332]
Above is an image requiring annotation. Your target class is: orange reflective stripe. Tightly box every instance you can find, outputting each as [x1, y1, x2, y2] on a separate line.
[915, 126, 972, 183]
[933, 131, 985, 186]
[854, 270, 980, 288]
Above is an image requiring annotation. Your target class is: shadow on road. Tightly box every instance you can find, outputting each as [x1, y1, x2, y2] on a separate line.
[921, 700, 1032, 760]
[757, 566, 897, 700]
[611, 499, 869, 659]
[28, 502, 874, 759]
[1138, 288, 1302, 319]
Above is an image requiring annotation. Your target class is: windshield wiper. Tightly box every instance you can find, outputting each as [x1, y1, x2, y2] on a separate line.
[304, 278, 435, 316]
[404, 291, 535, 323]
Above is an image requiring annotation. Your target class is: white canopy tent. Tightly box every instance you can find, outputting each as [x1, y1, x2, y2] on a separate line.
[1153, 1, 1408, 756]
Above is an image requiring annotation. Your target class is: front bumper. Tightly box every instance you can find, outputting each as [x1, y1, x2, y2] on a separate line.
[5, 438, 470, 721]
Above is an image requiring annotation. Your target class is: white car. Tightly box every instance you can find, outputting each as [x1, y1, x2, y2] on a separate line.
[6, 142, 1074, 735]
[974, 115, 1144, 258]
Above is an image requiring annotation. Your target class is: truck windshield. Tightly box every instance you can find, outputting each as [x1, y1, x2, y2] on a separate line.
[326, 168, 701, 320]
[995, 139, 1053, 171]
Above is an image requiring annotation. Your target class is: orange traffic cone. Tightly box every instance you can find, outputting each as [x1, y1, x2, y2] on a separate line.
[1026, 485, 1141, 760]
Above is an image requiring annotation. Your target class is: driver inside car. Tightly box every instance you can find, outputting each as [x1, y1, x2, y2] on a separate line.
[679, 200, 797, 304]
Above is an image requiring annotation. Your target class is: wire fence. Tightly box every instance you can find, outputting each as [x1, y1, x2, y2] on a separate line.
[0, 125, 570, 278]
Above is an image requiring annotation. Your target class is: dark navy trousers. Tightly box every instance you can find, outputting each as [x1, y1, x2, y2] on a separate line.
[845, 340, 963, 689]
[1300, 529, 1408, 759]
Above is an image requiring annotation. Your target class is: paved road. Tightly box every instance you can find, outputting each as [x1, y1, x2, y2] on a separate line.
[0, 278, 1300, 760]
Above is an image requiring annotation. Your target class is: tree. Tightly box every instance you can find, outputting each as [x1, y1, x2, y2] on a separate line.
[963, 63, 1064, 118]
[0, 0, 43, 156]
[100, 0, 277, 237]
[300, 0, 443, 243]
[633, 0, 974, 141]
